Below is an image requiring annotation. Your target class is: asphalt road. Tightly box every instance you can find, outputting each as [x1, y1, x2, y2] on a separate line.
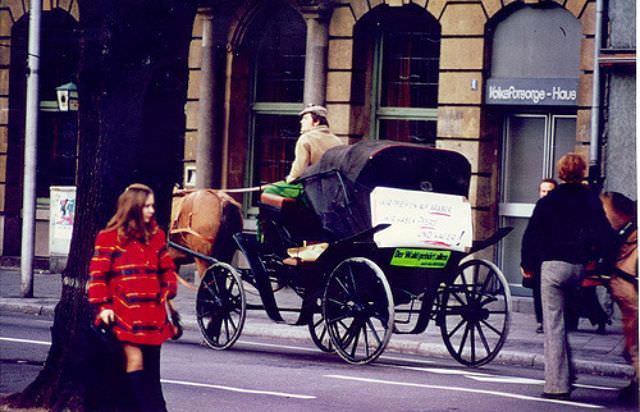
[1, 313, 636, 411]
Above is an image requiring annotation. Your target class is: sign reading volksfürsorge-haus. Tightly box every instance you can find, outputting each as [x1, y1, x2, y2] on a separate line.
[485, 78, 578, 106]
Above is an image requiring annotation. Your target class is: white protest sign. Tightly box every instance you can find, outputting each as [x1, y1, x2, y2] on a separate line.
[370, 187, 472, 252]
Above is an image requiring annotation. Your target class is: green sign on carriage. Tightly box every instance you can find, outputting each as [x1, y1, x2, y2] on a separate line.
[390, 248, 451, 268]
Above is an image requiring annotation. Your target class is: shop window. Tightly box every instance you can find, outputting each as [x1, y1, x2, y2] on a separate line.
[369, 7, 440, 144]
[246, 5, 305, 208]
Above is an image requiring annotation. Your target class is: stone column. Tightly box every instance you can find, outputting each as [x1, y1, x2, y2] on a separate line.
[196, 8, 217, 189]
[301, 5, 331, 106]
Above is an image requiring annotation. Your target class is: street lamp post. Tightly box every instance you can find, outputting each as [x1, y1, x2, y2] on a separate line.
[21, 0, 42, 298]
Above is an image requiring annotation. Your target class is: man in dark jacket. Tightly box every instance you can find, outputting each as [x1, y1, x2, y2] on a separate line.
[521, 153, 614, 400]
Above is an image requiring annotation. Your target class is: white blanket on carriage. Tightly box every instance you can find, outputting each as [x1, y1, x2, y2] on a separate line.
[370, 187, 473, 252]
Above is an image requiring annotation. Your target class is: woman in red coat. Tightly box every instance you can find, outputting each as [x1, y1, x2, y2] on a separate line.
[88, 183, 178, 412]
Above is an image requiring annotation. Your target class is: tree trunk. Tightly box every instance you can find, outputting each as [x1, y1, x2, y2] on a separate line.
[1, 1, 196, 410]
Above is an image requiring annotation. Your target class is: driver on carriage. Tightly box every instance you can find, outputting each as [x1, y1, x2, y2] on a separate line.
[263, 104, 343, 198]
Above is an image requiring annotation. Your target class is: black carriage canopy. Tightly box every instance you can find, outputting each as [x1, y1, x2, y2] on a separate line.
[298, 140, 471, 241]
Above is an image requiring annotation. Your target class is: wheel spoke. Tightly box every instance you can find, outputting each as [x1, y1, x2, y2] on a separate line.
[226, 313, 238, 331]
[206, 317, 222, 342]
[221, 317, 228, 342]
[486, 310, 508, 315]
[326, 313, 351, 325]
[480, 270, 497, 295]
[335, 276, 351, 298]
[470, 321, 476, 363]
[365, 318, 383, 345]
[327, 297, 348, 307]
[213, 273, 223, 295]
[349, 322, 360, 358]
[480, 318, 503, 336]
[456, 321, 471, 357]
[347, 266, 358, 298]
[475, 322, 491, 355]
[203, 281, 217, 298]
[319, 325, 328, 342]
[447, 317, 466, 339]
[362, 323, 370, 358]
[472, 263, 480, 296]
[198, 308, 216, 318]
[450, 290, 468, 306]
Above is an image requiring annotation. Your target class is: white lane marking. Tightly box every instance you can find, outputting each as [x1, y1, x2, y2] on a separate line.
[379, 355, 435, 365]
[0, 337, 51, 346]
[395, 365, 491, 376]
[574, 383, 619, 391]
[324, 374, 604, 409]
[466, 375, 544, 384]
[238, 340, 319, 353]
[465, 375, 618, 391]
[161, 378, 315, 399]
[239, 340, 436, 366]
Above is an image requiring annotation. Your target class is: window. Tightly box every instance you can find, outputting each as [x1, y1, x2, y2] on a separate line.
[246, 5, 305, 209]
[369, 8, 441, 145]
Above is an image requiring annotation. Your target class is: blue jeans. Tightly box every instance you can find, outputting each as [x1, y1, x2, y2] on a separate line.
[541, 260, 584, 394]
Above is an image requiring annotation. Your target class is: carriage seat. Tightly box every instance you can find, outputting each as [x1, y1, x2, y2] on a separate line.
[260, 192, 297, 210]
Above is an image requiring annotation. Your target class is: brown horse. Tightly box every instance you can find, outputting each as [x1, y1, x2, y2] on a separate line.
[168, 188, 243, 279]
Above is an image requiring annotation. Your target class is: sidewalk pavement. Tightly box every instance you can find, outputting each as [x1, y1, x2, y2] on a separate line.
[0, 267, 633, 380]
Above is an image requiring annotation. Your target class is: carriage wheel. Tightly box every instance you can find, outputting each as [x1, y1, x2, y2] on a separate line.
[196, 262, 246, 350]
[307, 299, 334, 353]
[439, 259, 511, 367]
[323, 258, 394, 365]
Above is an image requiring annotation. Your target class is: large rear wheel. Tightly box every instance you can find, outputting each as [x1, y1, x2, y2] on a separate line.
[323, 258, 394, 365]
[196, 262, 246, 350]
[439, 259, 511, 367]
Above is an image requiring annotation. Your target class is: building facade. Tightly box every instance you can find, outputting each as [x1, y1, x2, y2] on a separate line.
[0, 0, 636, 293]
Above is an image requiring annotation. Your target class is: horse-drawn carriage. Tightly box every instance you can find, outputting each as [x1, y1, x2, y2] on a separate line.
[169, 140, 512, 366]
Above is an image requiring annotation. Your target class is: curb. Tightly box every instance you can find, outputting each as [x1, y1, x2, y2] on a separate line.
[1, 299, 634, 380]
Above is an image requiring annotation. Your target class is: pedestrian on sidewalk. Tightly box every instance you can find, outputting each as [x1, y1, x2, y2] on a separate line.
[521, 153, 614, 400]
[600, 191, 638, 402]
[87, 183, 179, 412]
[521, 178, 557, 334]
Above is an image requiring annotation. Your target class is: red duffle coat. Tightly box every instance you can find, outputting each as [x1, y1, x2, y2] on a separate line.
[87, 227, 178, 345]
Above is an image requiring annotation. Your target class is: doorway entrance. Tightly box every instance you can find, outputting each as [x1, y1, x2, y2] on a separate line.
[498, 113, 577, 293]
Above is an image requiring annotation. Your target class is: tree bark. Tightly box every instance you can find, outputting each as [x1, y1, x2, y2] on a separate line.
[1, 1, 196, 410]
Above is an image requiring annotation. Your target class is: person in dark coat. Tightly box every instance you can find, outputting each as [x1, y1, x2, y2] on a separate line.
[521, 153, 614, 400]
[522, 178, 557, 334]
[88, 183, 178, 412]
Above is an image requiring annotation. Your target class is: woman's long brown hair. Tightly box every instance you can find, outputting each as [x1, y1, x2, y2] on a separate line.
[105, 183, 156, 243]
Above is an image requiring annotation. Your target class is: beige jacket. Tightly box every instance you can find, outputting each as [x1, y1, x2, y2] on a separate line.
[286, 125, 343, 183]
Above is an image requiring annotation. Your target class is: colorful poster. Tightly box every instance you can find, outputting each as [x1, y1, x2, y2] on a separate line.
[49, 186, 76, 255]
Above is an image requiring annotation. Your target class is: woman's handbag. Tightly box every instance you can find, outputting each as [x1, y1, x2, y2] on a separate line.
[89, 321, 120, 354]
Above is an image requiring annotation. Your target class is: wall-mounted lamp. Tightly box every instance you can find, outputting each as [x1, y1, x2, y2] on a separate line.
[56, 82, 78, 112]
